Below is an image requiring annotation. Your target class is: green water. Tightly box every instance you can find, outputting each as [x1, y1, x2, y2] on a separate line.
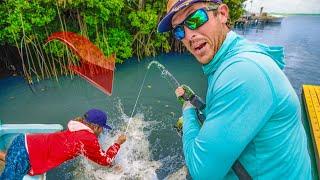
[0, 53, 205, 179]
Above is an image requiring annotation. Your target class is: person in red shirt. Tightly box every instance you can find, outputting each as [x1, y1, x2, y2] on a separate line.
[0, 108, 126, 180]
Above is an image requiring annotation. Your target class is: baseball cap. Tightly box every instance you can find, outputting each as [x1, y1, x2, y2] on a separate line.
[84, 108, 112, 130]
[157, 0, 222, 33]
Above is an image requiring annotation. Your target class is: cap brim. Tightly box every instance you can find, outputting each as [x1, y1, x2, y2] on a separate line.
[157, 0, 222, 33]
[157, 11, 176, 33]
[103, 124, 112, 130]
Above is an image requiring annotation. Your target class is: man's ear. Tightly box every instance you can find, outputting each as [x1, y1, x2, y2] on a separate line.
[218, 4, 229, 24]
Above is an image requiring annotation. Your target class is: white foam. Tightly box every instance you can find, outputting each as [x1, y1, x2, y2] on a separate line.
[74, 113, 161, 180]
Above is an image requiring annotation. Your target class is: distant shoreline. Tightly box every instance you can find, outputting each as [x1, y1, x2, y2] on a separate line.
[269, 13, 320, 16]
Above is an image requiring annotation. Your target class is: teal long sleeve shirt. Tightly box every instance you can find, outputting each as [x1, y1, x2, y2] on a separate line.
[182, 31, 311, 179]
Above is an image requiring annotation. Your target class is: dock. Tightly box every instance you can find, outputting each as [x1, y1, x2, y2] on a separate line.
[302, 84, 320, 172]
[234, 6, 284, 28]
[234, 14, 284, 28]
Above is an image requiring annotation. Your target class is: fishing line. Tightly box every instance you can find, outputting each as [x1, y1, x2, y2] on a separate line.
[125, 60, 181, 133]
[125, 67, 150, 133]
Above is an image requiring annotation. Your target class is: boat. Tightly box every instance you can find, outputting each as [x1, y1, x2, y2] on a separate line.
[302, 85, 320, 178]
[0, 123, 63, 180]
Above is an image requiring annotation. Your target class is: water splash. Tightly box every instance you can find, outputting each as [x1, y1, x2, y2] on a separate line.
[71, 100, 188, 179]
[166, 166, 188, 180]
[125, 60, 180, 135]
[147, 61, 180, 89]
[73, 102, 162, 180]
[71, 63, 189, 179]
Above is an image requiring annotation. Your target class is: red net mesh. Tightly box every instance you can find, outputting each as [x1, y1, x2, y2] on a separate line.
[47, 32, 115, 95]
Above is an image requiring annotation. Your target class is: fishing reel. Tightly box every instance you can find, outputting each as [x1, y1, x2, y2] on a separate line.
[174, 85, 206, 133]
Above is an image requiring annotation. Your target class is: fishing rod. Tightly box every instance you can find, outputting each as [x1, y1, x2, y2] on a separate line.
[144, 61, 251, 179]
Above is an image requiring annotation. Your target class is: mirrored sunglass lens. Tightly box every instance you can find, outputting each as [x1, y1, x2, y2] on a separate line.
[186, 9, 208, 30]
[174, 26, 185, 40]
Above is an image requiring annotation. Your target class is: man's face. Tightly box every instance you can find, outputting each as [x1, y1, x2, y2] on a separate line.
[171, 3, 229, 64]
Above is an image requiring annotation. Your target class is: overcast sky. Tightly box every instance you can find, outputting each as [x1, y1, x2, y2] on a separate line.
[243, 0, 320, 14]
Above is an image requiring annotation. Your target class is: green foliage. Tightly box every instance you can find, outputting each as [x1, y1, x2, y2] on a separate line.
[104, 28, 133, 63]
[224, 0, 246, 24]
[129, 5, 158, 34]
[127, 4, 167, 59]
[0, 0, 56, 45]
[0, 0, 245, 77]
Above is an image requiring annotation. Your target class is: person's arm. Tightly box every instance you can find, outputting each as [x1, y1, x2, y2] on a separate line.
[83, 134, 126, 166]
[0, 151, 6, 162]
[182, 60, 276, 179]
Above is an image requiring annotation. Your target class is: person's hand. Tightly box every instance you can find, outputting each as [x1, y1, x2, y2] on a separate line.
[112, 164, 124, 173]
[183, 101, 194, 111]
[175, 86, 185, 98]
[115, 134, 127, 145]
[0, 151, 6, 162]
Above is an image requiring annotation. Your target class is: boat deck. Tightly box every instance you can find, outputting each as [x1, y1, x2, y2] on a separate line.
[302, 84, 320, 172]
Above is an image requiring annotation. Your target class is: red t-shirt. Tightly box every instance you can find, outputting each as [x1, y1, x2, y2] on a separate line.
[26, 129, 120, 175]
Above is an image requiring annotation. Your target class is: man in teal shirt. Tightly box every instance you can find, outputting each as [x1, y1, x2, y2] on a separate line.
[158, 0, 311, 179]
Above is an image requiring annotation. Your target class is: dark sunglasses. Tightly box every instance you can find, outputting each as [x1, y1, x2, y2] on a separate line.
[172, 5, 219, 40]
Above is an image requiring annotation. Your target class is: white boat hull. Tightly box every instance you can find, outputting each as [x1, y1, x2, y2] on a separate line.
[0, 124, 63, 180]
